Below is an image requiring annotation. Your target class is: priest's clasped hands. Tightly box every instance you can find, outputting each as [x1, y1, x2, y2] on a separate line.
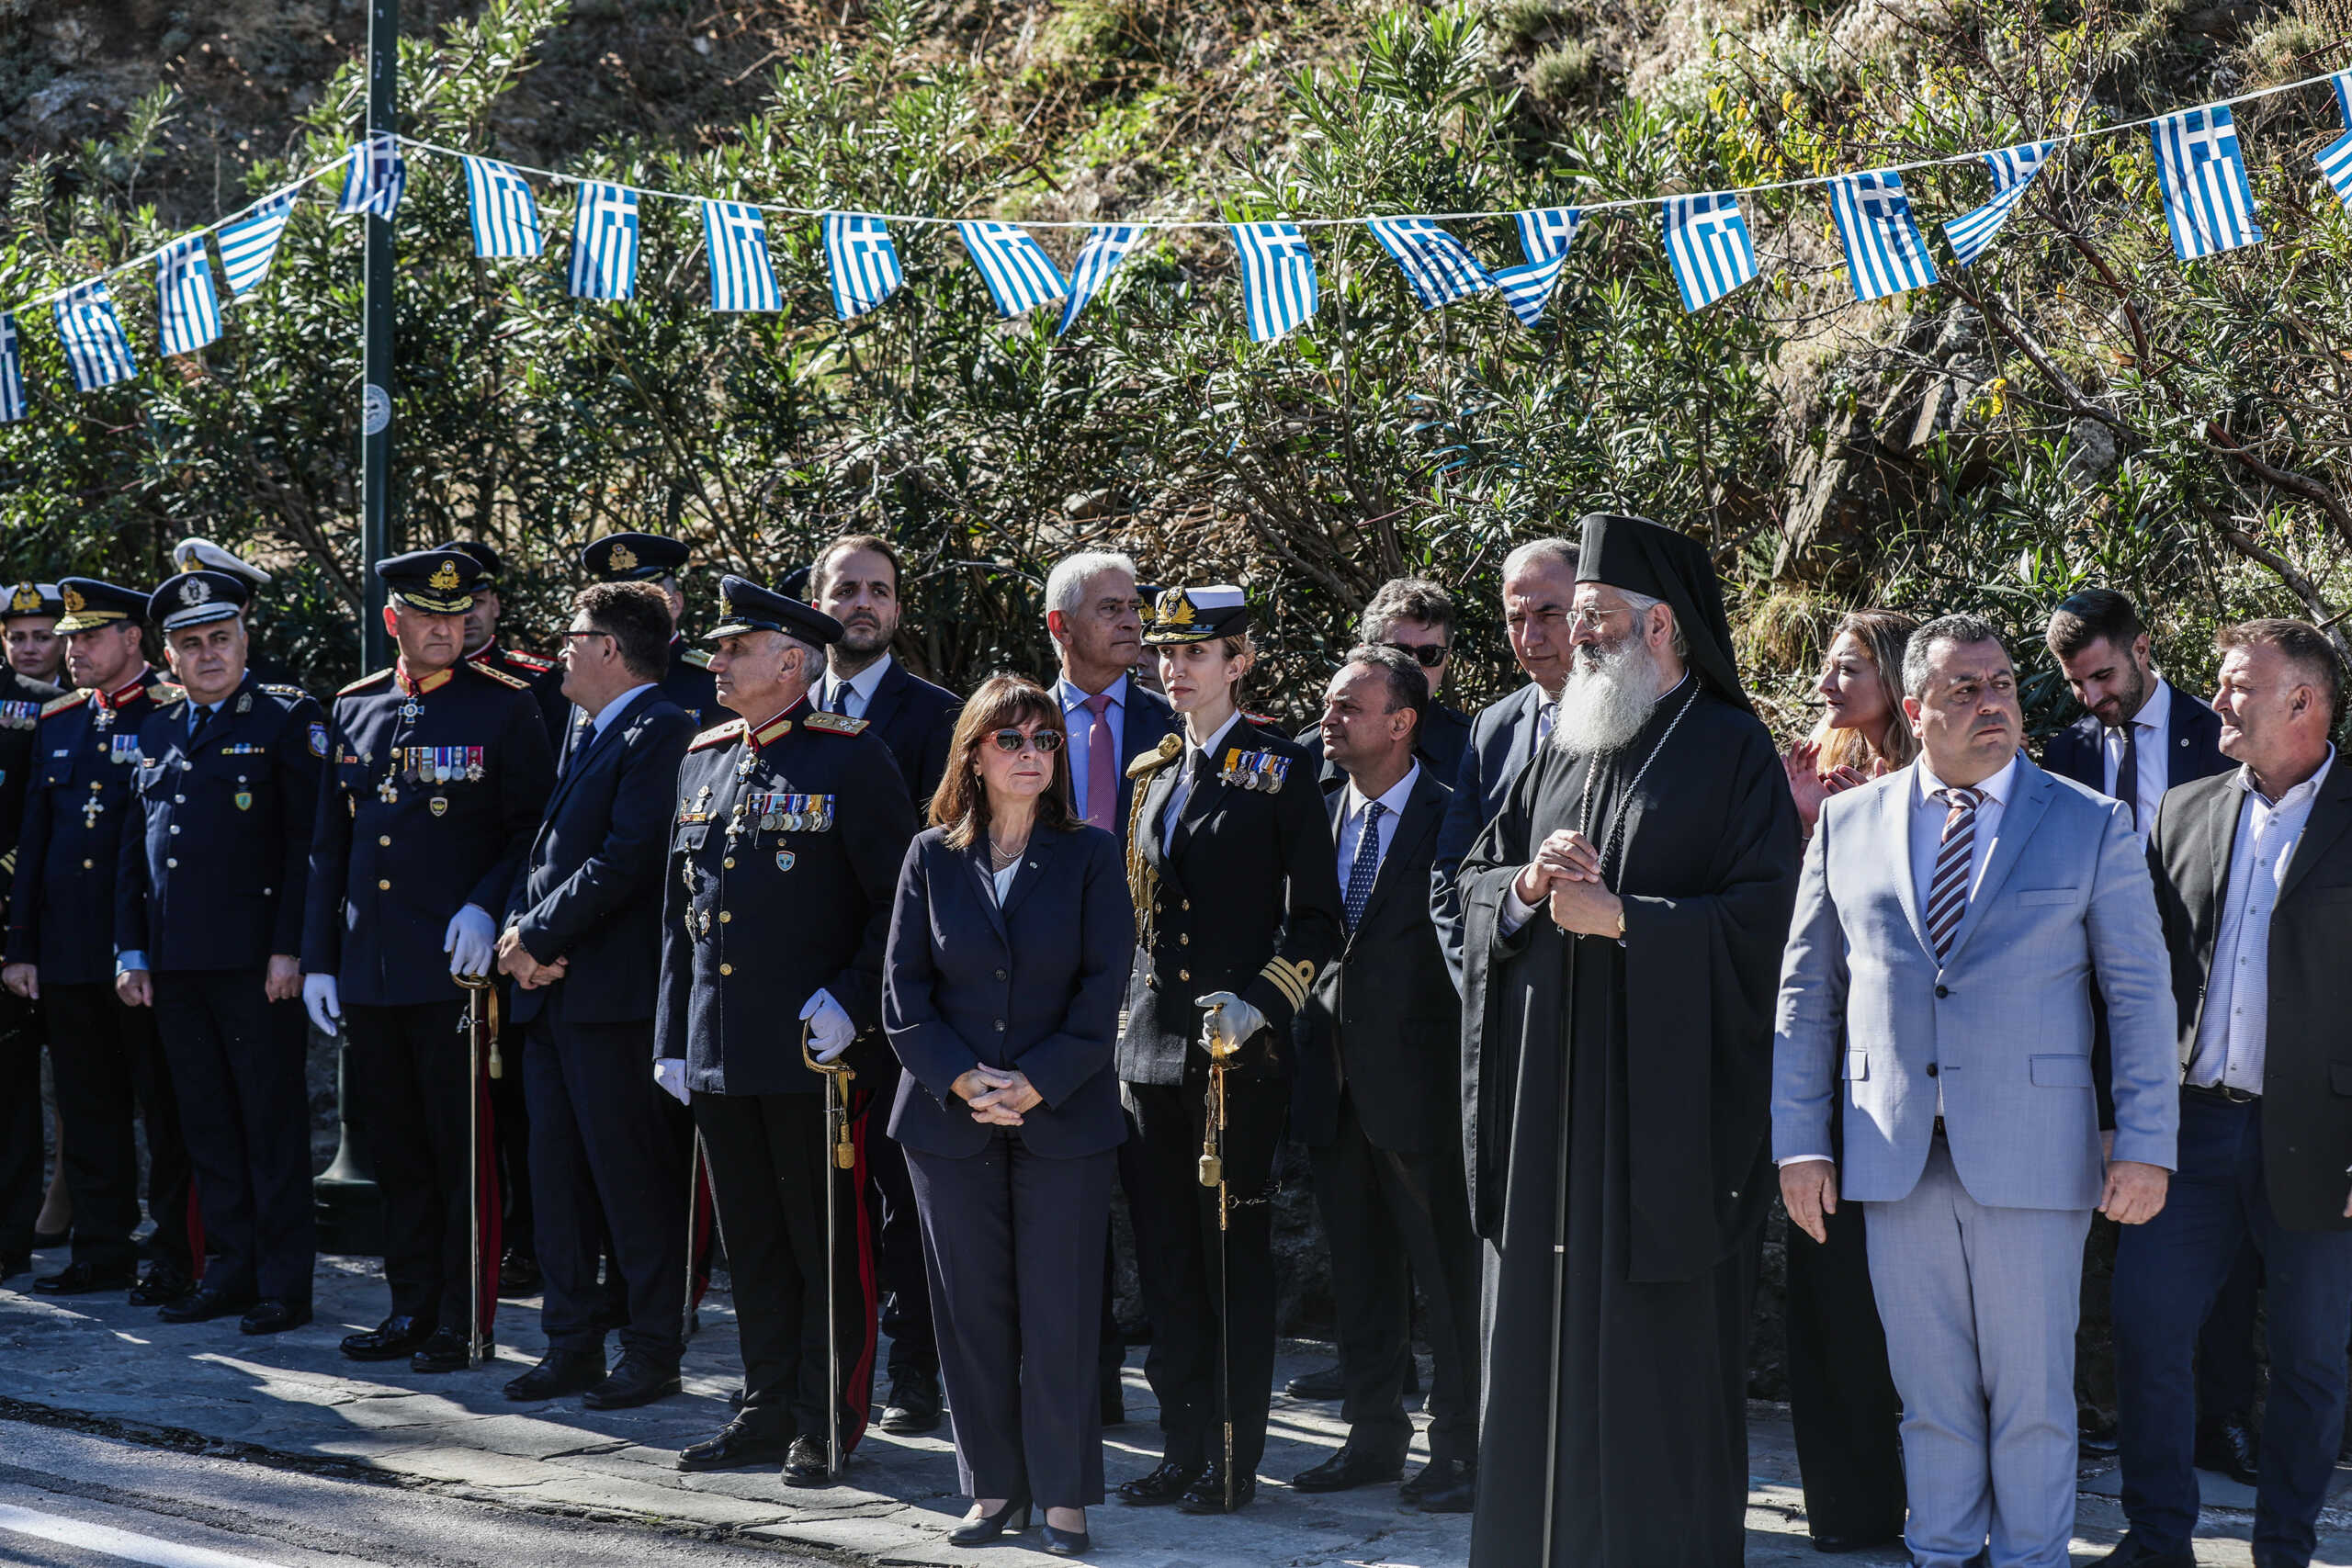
[1514, 828, 1626, 938]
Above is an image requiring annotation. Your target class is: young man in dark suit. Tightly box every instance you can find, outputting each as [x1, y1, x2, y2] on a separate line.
[496, 582, 695, 1409]
[1289, 647, 1478, 1514]
[2111, 619, 2352, 1568]
[1294, 580, 1472, 789]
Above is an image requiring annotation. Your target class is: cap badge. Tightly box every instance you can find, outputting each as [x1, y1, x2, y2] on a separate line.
[182, 577, 211, 606]
[1160, 589, 1193, 626]
[428, 559, 461, 592]
[609, 543, 639, 574]
[718, 589, 736, 620]
[61, 587, 85, 615]
[8, 586, 39, 613]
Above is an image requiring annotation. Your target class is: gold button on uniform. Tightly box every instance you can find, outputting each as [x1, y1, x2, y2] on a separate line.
[378, 879, 390, 890]
[723, 857, 735, 869]
[718, 910, 731, 923]
[1179, 967, 1191, 981]
[379, 835, 391, 847]
[1180, 933, 1189, 945]
[719, 963, 734, 976]
[81, 858, 93, 870]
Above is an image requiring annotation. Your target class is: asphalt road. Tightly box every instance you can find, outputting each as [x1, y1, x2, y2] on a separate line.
[0, 1419, 830, 1568]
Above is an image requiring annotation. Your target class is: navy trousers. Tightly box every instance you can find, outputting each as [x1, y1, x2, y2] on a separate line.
[2115, 1092, 2352, 1565]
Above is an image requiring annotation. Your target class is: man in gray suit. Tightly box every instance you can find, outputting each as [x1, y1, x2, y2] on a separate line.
[1774, 613, 2178, 1568]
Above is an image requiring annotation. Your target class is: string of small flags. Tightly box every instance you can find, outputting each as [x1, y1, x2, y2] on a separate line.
[5, 68, 2352, 423]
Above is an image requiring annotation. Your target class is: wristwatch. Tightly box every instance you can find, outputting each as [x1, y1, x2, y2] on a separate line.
[1615, 906, 1628, 940]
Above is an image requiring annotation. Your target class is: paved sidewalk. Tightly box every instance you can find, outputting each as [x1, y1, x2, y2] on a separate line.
[1, 1249, 2346, 1564]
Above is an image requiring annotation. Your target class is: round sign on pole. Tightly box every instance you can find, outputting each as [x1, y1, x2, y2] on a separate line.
[362, 383, 391, 435]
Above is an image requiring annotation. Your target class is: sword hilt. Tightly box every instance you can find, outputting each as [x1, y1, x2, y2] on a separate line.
[801, 1022, 858, 1170]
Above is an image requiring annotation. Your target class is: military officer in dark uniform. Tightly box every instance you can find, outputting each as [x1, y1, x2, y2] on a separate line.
[303, 548, 556, 1373]
[3, 581, 66, 684]
[659, 576, 918, 1488]
[447, 539, 568, 747]
[6, 580, 198, 1303]
[1116, 585, 1345, 1515]
[581, 532, 718, 728]
[115, 570, 322, 1332]
[166, 540, 306, 692]
[0, 583, 62, 1280]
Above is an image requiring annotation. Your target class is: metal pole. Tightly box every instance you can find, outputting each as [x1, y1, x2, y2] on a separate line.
[359, 0, 397, 672]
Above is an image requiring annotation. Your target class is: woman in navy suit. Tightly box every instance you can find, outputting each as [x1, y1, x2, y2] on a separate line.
[883, 674, 1132, 1557]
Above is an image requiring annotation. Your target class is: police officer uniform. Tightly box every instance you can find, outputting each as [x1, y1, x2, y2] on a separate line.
[165, 541, 306, 692]
[658, 577, 917, 1485]
[12, 580, 198, 1302]
[582, 532, 718, 727]
[305, 549, 556, 1372]
[0, 583, 63, 1277]
[1115, 586, 1344, 1515]
[118, 570, 323, 1331]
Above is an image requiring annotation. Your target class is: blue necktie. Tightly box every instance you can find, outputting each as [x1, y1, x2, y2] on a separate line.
[1343, 800, 1385, 931]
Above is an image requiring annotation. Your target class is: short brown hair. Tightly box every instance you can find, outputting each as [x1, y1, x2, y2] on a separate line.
[811, 534, 904, 602]
[929, 674, 1077, 848]
[2046, 587, 2145, 661]
[574, 581, 672, 681]
[1358, 578, 1458, 642]
[2217, 617, 2345, 720]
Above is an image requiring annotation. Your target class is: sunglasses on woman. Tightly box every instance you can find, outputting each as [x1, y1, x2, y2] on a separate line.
[988, 728, 1064, 754]
[1383, 640, 1450, 670]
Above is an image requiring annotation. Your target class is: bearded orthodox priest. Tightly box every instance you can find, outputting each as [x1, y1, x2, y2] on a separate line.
[1456, 513, 1801, 1567]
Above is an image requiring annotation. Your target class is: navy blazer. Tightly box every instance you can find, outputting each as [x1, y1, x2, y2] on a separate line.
[506, 687, 694, 1027]
[1430, 681, 1553, 988]
[882, 823, 1132, 1160]
[2043, 679, 2228, 800]
[854, 658, 963, 807]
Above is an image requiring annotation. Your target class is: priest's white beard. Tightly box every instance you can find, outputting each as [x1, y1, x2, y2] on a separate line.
[1553, 633, 1667, 756]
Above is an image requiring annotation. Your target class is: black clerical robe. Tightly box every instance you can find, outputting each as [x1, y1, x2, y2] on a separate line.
[1458, 682, 1799, 1568]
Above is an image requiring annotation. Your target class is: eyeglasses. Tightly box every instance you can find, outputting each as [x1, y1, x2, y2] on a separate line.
[1381, 640, 1450, 670]
[1567, 605, 1629, 632]
[988, 728, 1064, 754]
[560, 629, 614, 643]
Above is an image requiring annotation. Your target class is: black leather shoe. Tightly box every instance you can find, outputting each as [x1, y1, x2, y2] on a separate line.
[0, 1252, 28, 1281]
[1176, 1464, 1255, 1514]
[676, 1419, 796, 1472]
[497, 1249, 540, 1296]
[780, 1435, 837, 1488]
[157, 1286, 255, 1324]
[1285, 1360, 1345, 1399]
[129, 1264, 196, 1306]
[1116, 1461, 1201, 1506]
[1811, 1529, 1905, 1554]
[32, 1260, 134, 1295]
[410, 1326, 486, 1372]
[2095, 1538, 2196, 1568]
[2079, 1409, 2121, 1457]
[1042, 1521, 1091, 1555]
[879, 1367, 943, 1434]
[2196, 1409, 2261, 1488]
[504, 1348, 606, 1401]
[1100, 1369, 1126, 1427]
[1292, 1445, 1406, 1494]
[1402, 1456, 1476, 1512]
[341, 1315, 435, 1361]
[240, 1299, 311, 1335]
[947, 1492, 1031, 1546]
[582, 1350, 681, 1410]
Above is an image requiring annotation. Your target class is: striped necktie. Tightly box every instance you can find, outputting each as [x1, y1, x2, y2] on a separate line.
[1926, 786, 1984, 962]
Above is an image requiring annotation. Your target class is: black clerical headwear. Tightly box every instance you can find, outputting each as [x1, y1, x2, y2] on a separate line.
[1573, 513, 1752, 714]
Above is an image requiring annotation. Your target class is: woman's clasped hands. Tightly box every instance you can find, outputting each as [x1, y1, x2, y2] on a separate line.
[953, 1065, 1042, 1125]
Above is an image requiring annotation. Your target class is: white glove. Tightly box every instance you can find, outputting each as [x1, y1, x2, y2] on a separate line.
[444, 903, 496, 979]
[303, 973, 343, 1037]
[653, 1058, 691, 1106]
[1193, 990, 1266, 1054]
[799, 988, 854, 1063]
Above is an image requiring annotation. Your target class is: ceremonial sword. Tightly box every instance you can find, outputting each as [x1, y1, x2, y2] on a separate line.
[802, 1021, 857, 1483]
[1195, 1001, 1239, 1513]
[455, 970, 498, 1370]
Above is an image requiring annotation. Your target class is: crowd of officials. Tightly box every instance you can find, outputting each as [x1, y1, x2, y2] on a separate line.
[1, 514, 2348, 1567]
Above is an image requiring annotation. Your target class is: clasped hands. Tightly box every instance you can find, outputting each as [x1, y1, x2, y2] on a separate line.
[1512, 829, 1625, 938]
[495, 925, 570, 989]
[953, 1066, 1042, 1126]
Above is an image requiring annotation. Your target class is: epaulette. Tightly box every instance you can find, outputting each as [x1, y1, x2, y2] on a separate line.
[689, 719, 745, 752]
[40, 690, 90, 718]
[681, 647, 714, 670]
[262, 682, 308, 702]
[1126, 732, 1184, 779]
[751, 714, 794, 747]
[466, 660, 530, 691]
[339, 668, 395, 698]
[503, 649, 555, 672]
[149, 682, 187, 706]
[803, 711, 867, 736]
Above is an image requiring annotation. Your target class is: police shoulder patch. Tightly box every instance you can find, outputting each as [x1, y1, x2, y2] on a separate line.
[338, 668, 396, 698]
[40, 690, 90, 718]
[802, 711, 867, 736]
[689, 719, 745, 752]
[503, 649, 554, 672]
[681, 647, 714, 670]
[466, 661, 530, 691]
[1126, 731, 1184, 780]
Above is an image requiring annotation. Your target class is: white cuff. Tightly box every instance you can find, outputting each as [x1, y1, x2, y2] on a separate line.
[1500, 887, 1536, 936]
[1775, 1154, 1833, 1168]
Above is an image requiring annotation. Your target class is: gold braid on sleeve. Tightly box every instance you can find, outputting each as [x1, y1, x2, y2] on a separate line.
[1124, 733, 1185, 942]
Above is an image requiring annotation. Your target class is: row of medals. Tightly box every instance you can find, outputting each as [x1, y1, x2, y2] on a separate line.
[1219, 752, 1290, 793]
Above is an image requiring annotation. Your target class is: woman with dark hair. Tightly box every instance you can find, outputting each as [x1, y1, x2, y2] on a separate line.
[1783, 608, 1920, 837]
[882, 674, 1132, 1557]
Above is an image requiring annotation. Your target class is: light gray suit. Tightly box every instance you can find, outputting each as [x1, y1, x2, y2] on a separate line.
[1773, 753, 2177, 1568]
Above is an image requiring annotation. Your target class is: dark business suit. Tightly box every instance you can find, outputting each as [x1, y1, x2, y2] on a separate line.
[1293, 702, 1471, 795]
[884, 823, 1132, 1506]
[506, 686, 694, 1362]
[1430, 682, 1552, 989]
[2117, 760, 2352, 1565]
[1291, 765, 1479, 1468]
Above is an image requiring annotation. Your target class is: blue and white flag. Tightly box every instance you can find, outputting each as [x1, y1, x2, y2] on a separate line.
[701, 201, 780, 312]
[822, 214, 905, 321]
[2317, 130, 2352, 214]
[0, 314, 24, 425]
[1363, 217, 1492, 310]
[2333, 71, 2352, 129]
[155, 233, 223, 357]
[1514, 207, 1585, 265]
[1828, 169, 1938, 301]
[1056, 224, 1144, 336]
[335, 134, 406, 221]
[1230, 221, 1317, 344]
[1941, 141, 2052, 268]
[1661, 193, 1758, 312]
[568, 182, 639, 300]
[215, 193, 294, 298]
[462, 156, 542, 260]
[1493, 206, 1582, 326]
[52, 281, 138, 393]
[956, 221, 1069, 317]
[2151, 106, 2262, 261]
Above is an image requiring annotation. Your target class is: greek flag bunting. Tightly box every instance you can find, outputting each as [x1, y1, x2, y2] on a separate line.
[2317, 131, 2352, 213]
[215, 193, 294, 297]
[1056, 224, 1144, 335]
[462, 156, 543, 260]
[1363, 218, 1493, 310]
[1828, 169, 1939, 301]
[1230, 221, 1317, 344]
[334, 134, 406, 221]
[1661, 193, 1758, 312]
[823, 214, 905, 321]
[2152, 106, 2263, 261]
[568, 183, 639, 300]
[1941, 141, 2052, 268]
[701, 201, 780, 312]
[2334, 72, 2352, 128]
[956, 221, 1069, 317]
[1492, 206, 1582, 326]
[52, 281, 138, 393]
[155, 233, 223, 357]
[0, 314, 24, 425]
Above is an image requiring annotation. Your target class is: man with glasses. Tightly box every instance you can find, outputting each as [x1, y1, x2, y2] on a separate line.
[1296, 579, 1470, 791]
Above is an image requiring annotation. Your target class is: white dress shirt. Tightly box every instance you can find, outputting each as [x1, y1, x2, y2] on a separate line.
[1057, 672, 1128, 823]
[1161, 711, 1243, 850]
[1335, 764, 1419, 890]
[2099, 677, 2174, 843]
[2186, 748, 2335, 1095]
[820, 651, 892, 719]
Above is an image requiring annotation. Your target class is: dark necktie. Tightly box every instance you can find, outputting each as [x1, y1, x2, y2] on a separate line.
[1927, 787, 1984, 962]
[826, 682, 850, 716]
[187, 704, 215, 747]
[2115, 723, 2141, 829]
[1343, 799, 1386, 931]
